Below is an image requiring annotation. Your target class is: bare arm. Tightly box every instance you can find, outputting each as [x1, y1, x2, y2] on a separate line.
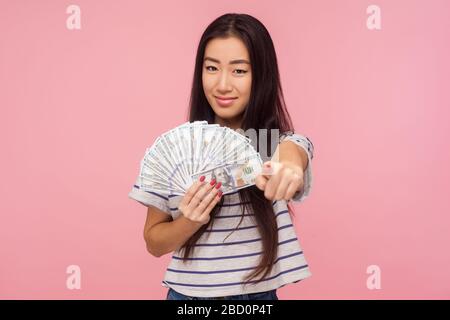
[143, 207, 203, 257]
[144, 178, 222, 257]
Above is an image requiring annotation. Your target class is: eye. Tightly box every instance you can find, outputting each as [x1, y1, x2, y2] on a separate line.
[234, 69, 248, 75]
[205, 66, 248, 74]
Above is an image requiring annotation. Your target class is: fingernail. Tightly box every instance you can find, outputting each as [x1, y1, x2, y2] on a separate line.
[199, 176, 205, 182]
[217, 190, 223, 197]
[210, 179, 216, 186]
[215, 182, 222, 189]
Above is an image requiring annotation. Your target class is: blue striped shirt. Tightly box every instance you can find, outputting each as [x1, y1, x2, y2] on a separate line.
[128, 133, 314, 297]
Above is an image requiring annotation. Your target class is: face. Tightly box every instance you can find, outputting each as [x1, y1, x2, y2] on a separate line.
[202, 36, 252, 130]
[214, 168, 228, 184]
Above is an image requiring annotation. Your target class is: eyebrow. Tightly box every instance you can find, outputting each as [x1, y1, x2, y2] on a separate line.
[204, 56, 250, 65]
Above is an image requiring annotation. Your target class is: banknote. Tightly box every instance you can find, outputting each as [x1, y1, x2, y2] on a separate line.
[190, 153, 263, 195]
[137, 121, 263, 196]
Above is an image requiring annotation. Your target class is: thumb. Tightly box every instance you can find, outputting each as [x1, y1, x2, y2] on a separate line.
[255, 173, 268, 191]
[261, 161, 275, 175]
[255, 161, 271, 191]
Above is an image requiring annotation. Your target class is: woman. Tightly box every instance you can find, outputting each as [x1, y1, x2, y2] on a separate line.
[129, 13, 315, 300]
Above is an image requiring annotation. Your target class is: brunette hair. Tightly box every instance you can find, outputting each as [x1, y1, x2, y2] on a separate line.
[182, 13, 296, 285]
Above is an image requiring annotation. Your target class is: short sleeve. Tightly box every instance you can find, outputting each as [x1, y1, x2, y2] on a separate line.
[279, 132, 314, 203]
[128, 175, 171, 214]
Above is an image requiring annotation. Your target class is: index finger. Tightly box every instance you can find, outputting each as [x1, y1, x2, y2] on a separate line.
[181, 176, 206, 206]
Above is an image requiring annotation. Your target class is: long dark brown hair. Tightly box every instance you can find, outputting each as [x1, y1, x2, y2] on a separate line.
[182, 13, 297, 285]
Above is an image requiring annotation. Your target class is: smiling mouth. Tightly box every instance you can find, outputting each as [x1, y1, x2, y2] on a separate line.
[214, 96, 238, 107]
[214, 96, 238, 100]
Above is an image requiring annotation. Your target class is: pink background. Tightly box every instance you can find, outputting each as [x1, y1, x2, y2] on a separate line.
[1, 0, 449, 299]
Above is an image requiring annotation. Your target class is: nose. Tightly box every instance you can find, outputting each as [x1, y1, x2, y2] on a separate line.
[217, 71, 233, 92]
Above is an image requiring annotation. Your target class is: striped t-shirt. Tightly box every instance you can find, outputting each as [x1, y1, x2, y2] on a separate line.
[128, 133, 314, 297]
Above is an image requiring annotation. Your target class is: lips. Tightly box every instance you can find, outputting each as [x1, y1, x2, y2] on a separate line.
[214, 96, 238, 107]
[215, 96, 237, 100]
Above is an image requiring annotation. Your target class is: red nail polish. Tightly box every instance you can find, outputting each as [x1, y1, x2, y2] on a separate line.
[217, 190, 223, 197]
[199, 176, 205, 182]
[215, 182, 222, 189]
[210, 179, 216, 186]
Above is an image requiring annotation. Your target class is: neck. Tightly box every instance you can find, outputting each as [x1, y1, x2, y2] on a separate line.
[214, 115, 244, 130]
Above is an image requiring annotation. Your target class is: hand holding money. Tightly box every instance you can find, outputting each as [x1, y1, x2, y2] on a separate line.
[255, 160, 304, 201]
[178, 176, 223, 226]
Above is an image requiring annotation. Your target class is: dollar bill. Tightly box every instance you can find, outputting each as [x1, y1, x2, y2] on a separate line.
[190, 153, 263, 195]
[137, 121, 263, 196]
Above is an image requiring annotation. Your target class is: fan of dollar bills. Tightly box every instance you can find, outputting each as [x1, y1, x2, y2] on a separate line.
[138, 121, 264, 196]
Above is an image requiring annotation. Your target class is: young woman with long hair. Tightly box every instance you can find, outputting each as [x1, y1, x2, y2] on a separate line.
[129, 13, 315, 300]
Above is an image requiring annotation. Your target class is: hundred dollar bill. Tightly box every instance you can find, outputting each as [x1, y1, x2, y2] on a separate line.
[142, 139, 187, 191]
[140, 162, 185, 194]
[190, 153, 263, 195]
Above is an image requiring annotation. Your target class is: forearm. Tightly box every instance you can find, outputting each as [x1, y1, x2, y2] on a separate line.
[275, 140, 309, 172]
[145, 215, 202, 257]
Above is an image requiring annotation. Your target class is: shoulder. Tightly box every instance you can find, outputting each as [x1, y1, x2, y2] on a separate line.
[128, 176, 172, 214]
